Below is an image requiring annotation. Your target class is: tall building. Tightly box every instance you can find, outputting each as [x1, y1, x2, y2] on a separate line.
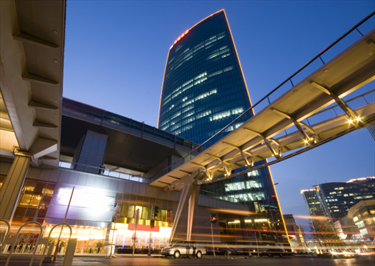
[302, 176, 375, 221]
[158, 10, 252, 144]
[158, 10, 289, 246]
[283, 214, 302, 249]
[301, 189, 325, 217]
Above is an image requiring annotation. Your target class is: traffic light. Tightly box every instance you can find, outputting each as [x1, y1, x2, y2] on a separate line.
[210, 214, 217, 224]
[150, 220, 155, 229]
[154, 206, 159, 219]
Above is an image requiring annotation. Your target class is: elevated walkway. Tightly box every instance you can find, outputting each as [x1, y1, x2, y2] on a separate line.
[150, 13, 375, 189]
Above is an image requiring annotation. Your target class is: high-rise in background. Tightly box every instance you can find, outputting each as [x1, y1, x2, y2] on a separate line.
[158, 10, 289, 245]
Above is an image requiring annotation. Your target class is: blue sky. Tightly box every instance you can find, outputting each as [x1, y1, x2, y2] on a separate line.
[63, 0, 375, 231]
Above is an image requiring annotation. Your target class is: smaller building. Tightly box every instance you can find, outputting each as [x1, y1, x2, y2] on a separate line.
[346, 199, 375, 240]
[301, 176, 375, 222]
[283, 214, 302, 249]
[301, 189, 325, 217]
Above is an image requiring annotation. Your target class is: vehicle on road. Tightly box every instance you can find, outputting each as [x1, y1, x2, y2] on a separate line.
[259, 248, 288, 257]
[161, 241, 207, 259]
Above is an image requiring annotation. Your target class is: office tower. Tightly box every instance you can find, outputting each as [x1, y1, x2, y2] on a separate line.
[158, 10, 289, 246]
[301, 189, 325, 217]
[302, 176, 375, 221]
[158, 10, 252, 144]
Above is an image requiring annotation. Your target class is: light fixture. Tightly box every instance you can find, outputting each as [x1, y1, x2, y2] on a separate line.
[348, 119, 353, 124]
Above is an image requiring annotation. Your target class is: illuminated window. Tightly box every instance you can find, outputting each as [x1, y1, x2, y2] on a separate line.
[182, 105, 194, 113]
[170, 112, 181, 120]
[181, 124, 193, 133]
[195, 89, 217, 101]
[231, 107, 244, 115]
[196, 110, 211, 119]
[223, 66, 233, 72]
[208, 70, 223, 78]
[207, 46, 229, 60]
[182, 99, 194, 107]
[183, 117, 194, 124]
[182, 111, 194, 119]
[182, 83, 194, 92]
[210, 110, 231, 121]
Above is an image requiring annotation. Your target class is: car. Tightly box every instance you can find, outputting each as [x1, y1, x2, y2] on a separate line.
[235, 247, 252, 256]
[259, 248, 286, 257]
[161, 241, 207, 259]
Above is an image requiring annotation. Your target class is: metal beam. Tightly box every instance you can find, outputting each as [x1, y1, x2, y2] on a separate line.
[244, 128, 281, 159]
[223, 141, 254, 167]
[310, 81, 359, 122]
[207, 153, 231, 176]
[271, 108, 314, 144]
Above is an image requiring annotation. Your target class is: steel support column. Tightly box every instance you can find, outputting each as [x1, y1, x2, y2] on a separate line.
[169, 174, 197, 243]
[187, 184, 200, 241]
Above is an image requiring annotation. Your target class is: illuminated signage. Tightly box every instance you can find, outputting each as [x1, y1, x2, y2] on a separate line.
[170, 30, 189, 49]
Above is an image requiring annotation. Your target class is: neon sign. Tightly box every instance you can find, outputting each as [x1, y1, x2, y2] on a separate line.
[170, 30, 189, 49]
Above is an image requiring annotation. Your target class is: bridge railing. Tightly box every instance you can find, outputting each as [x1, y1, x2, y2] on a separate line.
[150, 11, 375, 183]
[59, 161, 149, 183]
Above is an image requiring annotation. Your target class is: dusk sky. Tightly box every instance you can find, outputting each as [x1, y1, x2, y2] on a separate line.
[63, 0, 375, 231]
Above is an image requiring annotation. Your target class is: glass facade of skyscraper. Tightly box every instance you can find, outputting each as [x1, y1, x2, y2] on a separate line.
[158, 10, 252, 144]
[302, 177, 375, 221]
[158, 10, 289, 246]
[301, 189, 325, 217]
[316, 177, 375, 220]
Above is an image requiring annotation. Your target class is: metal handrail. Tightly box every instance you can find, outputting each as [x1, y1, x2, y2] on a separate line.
[5, 221, 43, 266]
[0, 219, 11, 254]
[59, 161, 148, 183]
[151, 10, 375, 181]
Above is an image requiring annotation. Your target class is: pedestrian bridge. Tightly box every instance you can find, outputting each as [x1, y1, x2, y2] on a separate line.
[150, 12, 375, 190]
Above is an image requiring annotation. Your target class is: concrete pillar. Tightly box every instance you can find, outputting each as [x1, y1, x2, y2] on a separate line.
[169, 175, 195, 242]
[187, 185, 200, 241]
[0, 155, 30, 221]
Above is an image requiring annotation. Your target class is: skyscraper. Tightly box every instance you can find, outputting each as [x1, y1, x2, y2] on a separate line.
[158, 10, 289, 246]
[302, 177, 375, 221]
[301, 189, 325, 217]
[158, 10, 252, 144]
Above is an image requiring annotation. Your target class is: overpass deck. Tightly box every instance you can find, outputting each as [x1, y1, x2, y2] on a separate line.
[150, 16, 375, 189]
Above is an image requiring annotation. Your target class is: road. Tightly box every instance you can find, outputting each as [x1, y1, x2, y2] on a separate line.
[1, 255, 374, 266]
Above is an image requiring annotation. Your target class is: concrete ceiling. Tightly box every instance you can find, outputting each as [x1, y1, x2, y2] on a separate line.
[0, 0, 66, 168]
